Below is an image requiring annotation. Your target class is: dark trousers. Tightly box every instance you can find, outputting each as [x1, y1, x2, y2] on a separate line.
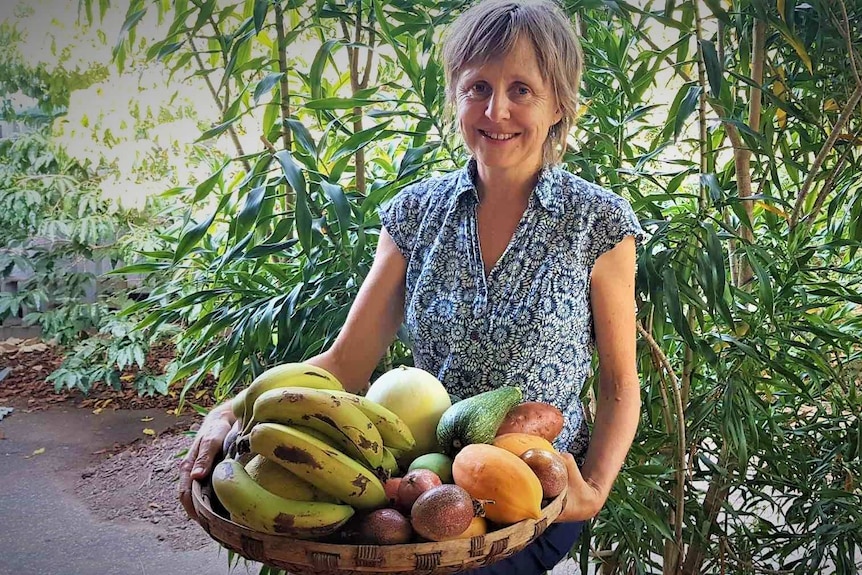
[458, 520, 585, 575]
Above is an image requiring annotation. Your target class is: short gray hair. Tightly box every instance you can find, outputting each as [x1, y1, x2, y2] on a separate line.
[442, 0, 583, 164]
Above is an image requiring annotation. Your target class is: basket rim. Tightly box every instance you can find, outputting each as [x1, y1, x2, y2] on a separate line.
[191, 477, 567, 554]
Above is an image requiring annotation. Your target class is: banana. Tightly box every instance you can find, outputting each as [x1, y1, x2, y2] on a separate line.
[238, 363, 343, 434]
[379, 446, 400, 477]
[245, 454, 338, 503]
[249, 422, 387, 509]
[211, 458, 354, 538]
[230, 388, 248, 427]
[249, 387, 384, 468]
[325, 390, 416, 452]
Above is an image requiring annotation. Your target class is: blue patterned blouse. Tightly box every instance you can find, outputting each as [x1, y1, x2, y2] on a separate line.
[379, 158, 643, 460]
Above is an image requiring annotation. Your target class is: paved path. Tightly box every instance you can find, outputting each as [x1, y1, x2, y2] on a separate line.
[0, 402, 259, 575]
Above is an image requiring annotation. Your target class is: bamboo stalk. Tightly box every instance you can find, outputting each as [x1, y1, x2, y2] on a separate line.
[273, 2, 292, 153]
[273, 1, 293, 210]
[187, 35, 250, 172]
[789, 81, 862, 227]
[637, 322, 686, 574]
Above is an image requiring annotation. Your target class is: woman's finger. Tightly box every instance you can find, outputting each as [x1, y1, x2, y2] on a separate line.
[191, 435, 223, 479]
[178, 437, 201, 521]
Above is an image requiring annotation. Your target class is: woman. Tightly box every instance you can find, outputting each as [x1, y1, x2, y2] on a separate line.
[180, 0, 642, 572]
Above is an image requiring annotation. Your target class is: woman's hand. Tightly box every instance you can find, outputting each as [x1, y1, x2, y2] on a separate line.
[178, 402, 235, 521]
[555, 452, 605, 522]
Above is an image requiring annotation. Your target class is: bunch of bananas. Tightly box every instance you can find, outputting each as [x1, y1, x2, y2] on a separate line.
[212, 362, 415, 539]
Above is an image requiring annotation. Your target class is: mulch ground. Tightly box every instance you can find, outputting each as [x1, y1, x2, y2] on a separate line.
[0, 338, 216, 413]
[0, 337, 220, 550]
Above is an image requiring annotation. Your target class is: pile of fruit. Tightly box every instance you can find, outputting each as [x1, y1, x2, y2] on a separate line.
[213, 362, 568, 546]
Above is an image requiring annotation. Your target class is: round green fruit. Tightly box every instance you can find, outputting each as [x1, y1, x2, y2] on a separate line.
[408, 453, 454, 484]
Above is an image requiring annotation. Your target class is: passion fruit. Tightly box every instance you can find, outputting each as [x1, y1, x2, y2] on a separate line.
[410, 484, 474, 541]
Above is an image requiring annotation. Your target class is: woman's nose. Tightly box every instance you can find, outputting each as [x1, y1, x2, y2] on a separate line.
[485, 92, 511, 121]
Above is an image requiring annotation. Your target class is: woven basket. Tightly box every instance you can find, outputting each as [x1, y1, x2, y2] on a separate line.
[192, 479, 567, 574]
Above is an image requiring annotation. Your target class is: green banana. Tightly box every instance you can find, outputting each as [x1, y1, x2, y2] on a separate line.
[211, 458, 354, 538]
[245, 455, 338, 503]
[249, 422, 387, 510]
[325, 390, 416, 452]
[238, 363, 343, 434]
[249, 387, 384, 468]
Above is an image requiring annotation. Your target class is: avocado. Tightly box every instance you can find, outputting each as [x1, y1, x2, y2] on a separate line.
[435, 386, 522, 457]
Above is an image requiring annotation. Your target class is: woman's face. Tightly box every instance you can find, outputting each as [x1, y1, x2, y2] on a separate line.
[455, 36, 562, 180]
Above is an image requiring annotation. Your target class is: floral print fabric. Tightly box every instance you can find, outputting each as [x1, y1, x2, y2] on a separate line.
[379, 158, 644, 460]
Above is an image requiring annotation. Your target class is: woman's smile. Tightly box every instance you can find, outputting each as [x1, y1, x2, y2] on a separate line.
[478, 129, 520, 141]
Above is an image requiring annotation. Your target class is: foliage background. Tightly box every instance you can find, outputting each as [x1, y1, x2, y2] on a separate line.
[3, 0, 861, 573]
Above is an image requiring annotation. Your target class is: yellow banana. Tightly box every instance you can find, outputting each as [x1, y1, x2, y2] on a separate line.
[326, 390, 416, 452]
[249, 387, 384, 468]
[379, 446, 400, 477]
[211, 458, 354, 538]
[245, 455, 338, 503]
[238, 363, 343, 434]
[249, 422, 387, 510]
[230, 388, 248, 427]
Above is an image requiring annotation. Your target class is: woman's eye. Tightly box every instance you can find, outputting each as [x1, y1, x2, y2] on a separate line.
[514, 85, 531, 96]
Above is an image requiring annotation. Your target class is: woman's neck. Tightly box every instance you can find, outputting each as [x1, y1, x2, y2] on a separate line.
[475, 164, 542, 205]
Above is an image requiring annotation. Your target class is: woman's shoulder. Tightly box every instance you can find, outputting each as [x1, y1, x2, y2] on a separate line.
[384, 169, 463, 213]
[554, 168, 634, 212]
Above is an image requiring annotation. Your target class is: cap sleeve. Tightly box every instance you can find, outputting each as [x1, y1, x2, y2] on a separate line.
[586, 192, 644, 265]
[378, 181, 434, 261]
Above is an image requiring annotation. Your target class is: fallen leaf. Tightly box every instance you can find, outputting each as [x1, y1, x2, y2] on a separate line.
[32, 447, 45, 456]
[120, 373, 135, 382]
[143, 428, 156, 436]
[92, 408, 103, 415]
[141, 417, 154, 422]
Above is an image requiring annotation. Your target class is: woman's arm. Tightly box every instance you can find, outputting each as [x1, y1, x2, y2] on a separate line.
[557, 235, 641, 522]
[179, 229, 407, 520]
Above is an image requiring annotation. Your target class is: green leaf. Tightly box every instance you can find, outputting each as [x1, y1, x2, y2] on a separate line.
[193, 163, 228, 202]
[253, 73, 284, 104]
[294, 185, 313, 255]
[236, 185, 267, 238]
[284, 118, 316, 156]
[699, 40, 722, 98]
[773, 20, 813, 74]
[304, 97, 386, 110]
[331, 121, 393, 163]
[310, 39, 345, 101]
[218, 230, 255, 268]
[663, 268, 695, 347]
[423, 58, 440, 110]
[397, 145, 433, 180]
[253, 0, 268, 34]
[196, 116, 239, 143]
[745, 246, 774, 318]
[274, 150, 307, 196]
[674, 85, 702, 142]
[109, 263, 169, 274]
[174, 194, 231, 262]
[319, 181, 351, 246]
[245, 239, 298, 259]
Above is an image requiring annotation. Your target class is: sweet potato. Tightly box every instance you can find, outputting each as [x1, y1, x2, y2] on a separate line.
[495, 402, 564, 442]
